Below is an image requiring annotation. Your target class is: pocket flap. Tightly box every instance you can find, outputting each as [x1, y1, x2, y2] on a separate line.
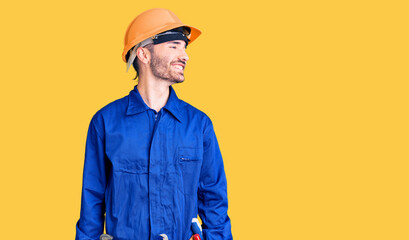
[178, 147, 202, 161]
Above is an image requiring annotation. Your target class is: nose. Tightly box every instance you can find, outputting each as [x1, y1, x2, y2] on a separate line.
[179, 48, 189, 62]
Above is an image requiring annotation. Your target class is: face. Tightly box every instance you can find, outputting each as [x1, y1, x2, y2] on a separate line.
[148, 40, 189, 84]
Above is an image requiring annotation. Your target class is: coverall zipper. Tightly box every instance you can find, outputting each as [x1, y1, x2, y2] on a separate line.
[148, 108, 162, 239]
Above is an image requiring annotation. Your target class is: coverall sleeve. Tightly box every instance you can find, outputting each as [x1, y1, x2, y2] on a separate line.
[76, 114, 108, 240]
[198, 118, 233, 240]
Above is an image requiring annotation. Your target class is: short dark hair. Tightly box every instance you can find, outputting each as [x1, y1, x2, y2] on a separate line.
[125, 44, 154, 80]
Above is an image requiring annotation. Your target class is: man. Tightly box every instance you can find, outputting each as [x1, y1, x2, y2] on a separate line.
[75, 8, 232, 240]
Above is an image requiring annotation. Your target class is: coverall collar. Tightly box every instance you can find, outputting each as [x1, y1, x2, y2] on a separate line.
[126, 84, 182, 122]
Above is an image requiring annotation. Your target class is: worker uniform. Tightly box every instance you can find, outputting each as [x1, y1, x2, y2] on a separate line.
[75, 85, 232, 240]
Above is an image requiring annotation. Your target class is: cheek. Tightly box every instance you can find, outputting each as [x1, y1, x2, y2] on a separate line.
[152, 56, 167, 69]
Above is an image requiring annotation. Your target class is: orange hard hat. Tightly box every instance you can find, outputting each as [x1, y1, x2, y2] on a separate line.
[122, 8, 201, 62]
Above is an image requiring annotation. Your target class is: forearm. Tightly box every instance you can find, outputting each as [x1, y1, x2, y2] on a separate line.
[198, 118, 233, 240]
[76, 114, 108, 239]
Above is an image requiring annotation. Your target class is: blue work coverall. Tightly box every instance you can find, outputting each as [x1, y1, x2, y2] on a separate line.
[75, 85, 232, 240]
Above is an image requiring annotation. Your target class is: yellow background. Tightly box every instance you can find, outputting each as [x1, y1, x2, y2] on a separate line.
[0, 0, 408, 239]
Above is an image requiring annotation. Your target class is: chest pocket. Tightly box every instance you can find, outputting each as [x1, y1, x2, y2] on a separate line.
[178, 147, 202, 195]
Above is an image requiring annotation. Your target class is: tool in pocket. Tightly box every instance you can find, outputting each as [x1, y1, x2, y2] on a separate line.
[100, 234, 114, 240]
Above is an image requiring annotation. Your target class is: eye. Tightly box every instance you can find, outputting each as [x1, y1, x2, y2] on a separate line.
[170, 46, 177, 49]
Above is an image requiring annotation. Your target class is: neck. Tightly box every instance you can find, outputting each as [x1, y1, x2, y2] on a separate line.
[137, 77, 171, 112]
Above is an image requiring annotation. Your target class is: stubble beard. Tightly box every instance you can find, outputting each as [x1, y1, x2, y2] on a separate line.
[150, 52, 185, 84]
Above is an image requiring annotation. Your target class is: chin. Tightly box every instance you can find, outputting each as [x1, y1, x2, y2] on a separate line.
[171, 78, 185, 84]
[170, 74, 185, 83]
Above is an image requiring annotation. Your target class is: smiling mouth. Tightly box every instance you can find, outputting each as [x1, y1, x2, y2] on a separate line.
[171, 61, 186, 71]
[172, 64, 184, 70]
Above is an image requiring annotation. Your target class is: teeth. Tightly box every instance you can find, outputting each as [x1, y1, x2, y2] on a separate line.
[174, 65, 183, 70]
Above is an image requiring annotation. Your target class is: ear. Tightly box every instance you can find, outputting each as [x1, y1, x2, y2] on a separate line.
[136, 47, 151, 64]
